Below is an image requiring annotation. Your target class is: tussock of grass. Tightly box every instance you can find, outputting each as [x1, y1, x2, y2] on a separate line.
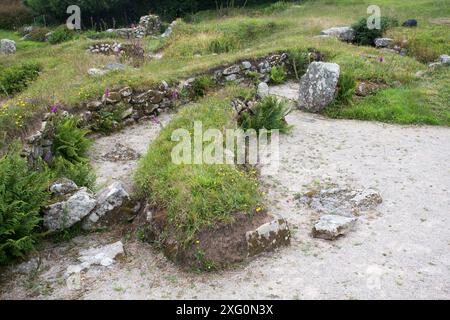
[134, 86, 261, 244]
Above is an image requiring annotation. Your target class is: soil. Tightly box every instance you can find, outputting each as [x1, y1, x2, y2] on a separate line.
[1, 82, 449, 300]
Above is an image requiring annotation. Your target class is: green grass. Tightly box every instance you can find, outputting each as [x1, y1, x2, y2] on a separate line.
[134, 86, 262, 245]
[0, 0, 449, 145]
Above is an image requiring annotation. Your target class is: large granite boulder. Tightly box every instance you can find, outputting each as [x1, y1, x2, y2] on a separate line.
[298, 62, 340, 112]
[0, 39, 16, 54]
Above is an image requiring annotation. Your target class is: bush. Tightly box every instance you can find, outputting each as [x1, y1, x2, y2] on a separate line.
[240, 95, 291, 133]
[191, 76, 214, 99]
[0, 1, 32, 30]
[333, 73, 356, 106]
[47, 25, 75, 45]
[0, 63, 41, 96]
[0, 144, 49, 264]
[270, 65, 286, 84]
[52, 116, 92, 164]
[51, 156, 96, 190]
[287, 49, 310, 79]
[352, 16, 399, 46]
[26, 27, 51, 42]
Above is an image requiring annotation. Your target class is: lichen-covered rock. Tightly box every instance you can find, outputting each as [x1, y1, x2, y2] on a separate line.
[82, 182, 130, 230]
[312, 215, 357, 240]
[50, 178, 78, 196]
[246, 218, 290, 257]
[139, 15, 162, 36]
[257, 82, 269, 98]
[0, 39, 16, 54]
[44, 188, 96, 231]
[374, 38, 394, 48]
[102, 91, 122, 104]
[298, 62, 340, 112]
[223, 65, 241, 75]
[440, 54, 450, 64]
[320, 27, 355, 42]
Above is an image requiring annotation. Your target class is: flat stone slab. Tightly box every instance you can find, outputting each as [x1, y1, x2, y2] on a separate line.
[246, 218, 290, 257]
[312, 215, 357, 240]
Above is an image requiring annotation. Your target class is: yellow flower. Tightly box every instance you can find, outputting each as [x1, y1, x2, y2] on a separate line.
[195, 240, 200, 244]
[256, 207, 262, 213]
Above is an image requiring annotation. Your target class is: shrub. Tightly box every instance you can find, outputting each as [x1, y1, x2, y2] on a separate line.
[352, 16, 399, 46]
[51, 156, 96, 190]
[262, 1, 289, 15]
[52, 116, 92, 164]
[270, 65, 286, 84]
[191, 76, 214, 99]
[333, 73, 356, 106]
[240, 95, 292, 133]
[287, 49, 310, 79]
[0, 144, 49, 264]
[47, 25, 75, 45]
[0, 63, 41, 96]
[0, 1, 32, 30]
[91, 104, 126, 134]
[26, 27, 51, 42]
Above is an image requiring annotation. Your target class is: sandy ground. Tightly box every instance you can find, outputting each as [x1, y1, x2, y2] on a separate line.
[1, 83, 449, 300]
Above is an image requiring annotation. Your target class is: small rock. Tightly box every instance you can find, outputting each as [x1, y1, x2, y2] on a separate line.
[82, 182, 130, 230]
[257, 82, 269, 98]
[119, 86, 133, 98]
[50, 178, 78, 196]
[44, 188, 96, 231]
[223, 65, 241, 75]
[320, 27, 355, 42]
[0, 39, 16, 54]
[104, 63, 126, 71]
[225, 74, 237, 82]
[312, 215, 357, 240]
[246, 218, 290, 257]
[241, 61, 252, 69]
[415, 70, 426, 78]
[88, 68, 107, 76]
[87, 100, 103, 111]
[102, 91, 122, 104]
[402, 19, 418, 27]
[440, 54, 450, 64]
[374, 38, 394, 48]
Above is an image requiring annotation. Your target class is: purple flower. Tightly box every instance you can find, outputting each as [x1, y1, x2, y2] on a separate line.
[151, 115, 162, 127]
[105, 88, 110, 97]
[171, 90, 179, 100]
[50, 104, 59, 113]
[379, 56, 385, 63]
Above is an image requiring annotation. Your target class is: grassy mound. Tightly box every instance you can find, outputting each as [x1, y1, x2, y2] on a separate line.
[134, 86, 262, 245]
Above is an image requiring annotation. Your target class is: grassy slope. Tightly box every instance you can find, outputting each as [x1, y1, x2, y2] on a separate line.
[134, 85, 262, 244]
[1, 0, 449, 141]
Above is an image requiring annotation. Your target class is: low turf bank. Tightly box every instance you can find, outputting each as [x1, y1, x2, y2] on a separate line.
[134, 86, 267, 268]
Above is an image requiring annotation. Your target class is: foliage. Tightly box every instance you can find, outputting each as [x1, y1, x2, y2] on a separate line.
[240, 95, 292, 133]
[352, 16, 399, 46]
[91, 105, 126, 134]
[0, 0, 32, 30]
[208, 36, 238, 54]
[47, 25, 76, 45]
[84, 30, 118, 40]
[270, 65, 286, 84]
[191, 76, 214, 99]
[52, 116, 92, 164]
[0, 143, 49, 264]
[26, 27, 51, 42]
[287, 49, 310, 79]
[333, 73, 356, 106]
[0, 63, 40, 97]
[51, 156, 96, 190]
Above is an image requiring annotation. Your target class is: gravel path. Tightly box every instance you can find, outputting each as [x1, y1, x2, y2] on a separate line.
[1, 84, 449, 300]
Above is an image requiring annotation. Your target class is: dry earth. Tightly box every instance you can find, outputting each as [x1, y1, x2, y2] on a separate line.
[1, 83, 449, 300]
